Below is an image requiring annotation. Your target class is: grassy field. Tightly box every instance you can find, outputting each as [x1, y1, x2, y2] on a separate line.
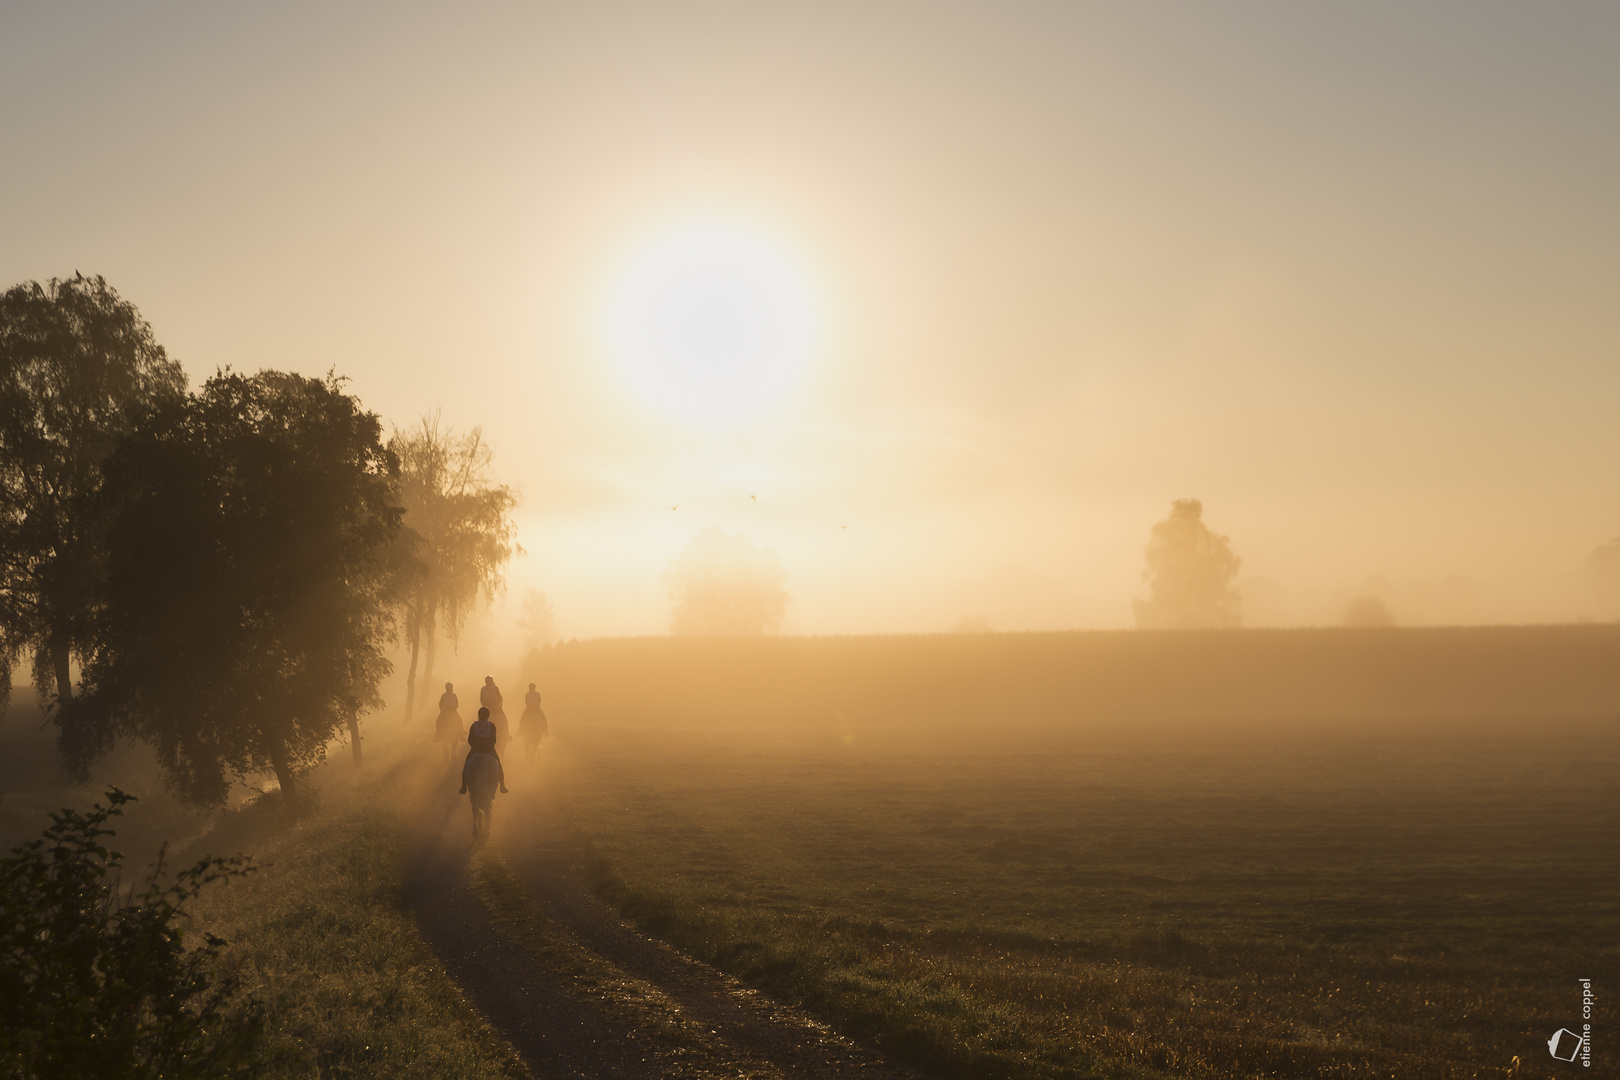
[547, 718, 1618, 1079]
[532, 626, 1620, 739]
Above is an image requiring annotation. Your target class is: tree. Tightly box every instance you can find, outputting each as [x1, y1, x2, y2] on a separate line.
[1590, 536, 1620, 619]
[515, 587, 560, 680]
[0, 789, 262, 1078]
[1132, 499, 1242, 629]
[391, 414, 518, 721]
[518, 587, 558, 650]
[76, 370, 402, 807]
[663, 528, 790, 635]
[1343, 595, 1395, 628]
[0, 274, 185, 719]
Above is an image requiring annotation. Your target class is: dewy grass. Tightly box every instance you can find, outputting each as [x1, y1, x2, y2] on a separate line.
[552, 727, 1618, 1080]
[187, 762, 530, 1080]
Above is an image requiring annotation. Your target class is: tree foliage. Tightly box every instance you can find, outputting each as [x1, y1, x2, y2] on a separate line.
[1133, 499, 1242, 629]
[0, 789, 262, 1079]
[0, 274, 185, 717]
[390, 413, 518, 719]
[77, 370, 402, 806]
[663, 528, 790, 635]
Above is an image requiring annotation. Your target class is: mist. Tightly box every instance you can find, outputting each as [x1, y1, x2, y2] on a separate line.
[4, 3, 1616, 640]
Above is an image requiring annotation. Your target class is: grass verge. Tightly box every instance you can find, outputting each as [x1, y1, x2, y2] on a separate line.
[187, 762, 531, 1079]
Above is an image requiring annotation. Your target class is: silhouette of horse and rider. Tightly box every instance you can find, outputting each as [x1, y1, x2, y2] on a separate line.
[438, 675, 549, 837]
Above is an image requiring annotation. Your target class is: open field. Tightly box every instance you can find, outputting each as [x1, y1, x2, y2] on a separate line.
[543, 712, 1618, 1079]
[532, 626, 1620, 740]
[5, 627, 1617, 1078]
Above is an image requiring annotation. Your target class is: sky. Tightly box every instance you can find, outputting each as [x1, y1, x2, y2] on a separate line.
[4, 2, 1618, 639]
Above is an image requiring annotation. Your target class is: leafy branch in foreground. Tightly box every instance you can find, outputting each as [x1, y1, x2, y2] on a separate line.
[0, 788, 262, 1080]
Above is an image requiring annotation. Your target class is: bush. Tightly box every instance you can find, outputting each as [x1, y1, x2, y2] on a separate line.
[0, 788, 262, 1079]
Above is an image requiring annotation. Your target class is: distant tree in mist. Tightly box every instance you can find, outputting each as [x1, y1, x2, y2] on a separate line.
[952, 613, 993, 633]
[0, 275, 185, 719]
[1590, 537, 1620, 618]
[391, 413, 519, 721]
[519, 587, 558, 649]
[1343, 595, 1395, 628]
[516, 587, 558, 681]
[663, 528, 789, 636]
[1133, 499, 1242, 629]
[76, 371, 402, 808]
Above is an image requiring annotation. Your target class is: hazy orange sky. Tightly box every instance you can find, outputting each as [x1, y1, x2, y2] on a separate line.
[4, 3, 1618, 637]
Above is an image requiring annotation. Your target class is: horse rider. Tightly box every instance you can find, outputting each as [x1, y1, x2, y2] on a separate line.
[460, 706, 509, 794]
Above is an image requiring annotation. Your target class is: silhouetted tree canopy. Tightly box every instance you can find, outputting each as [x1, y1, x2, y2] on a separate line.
[390, 413, 518, 720]
[76, 370, 401, 807]
[0, 789, 262, 1079]
[663, 528, 789, 635]
[0, 274, 185, 719]
[1133, 499, 1242, 629]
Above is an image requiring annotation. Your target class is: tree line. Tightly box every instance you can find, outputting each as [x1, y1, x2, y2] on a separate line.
[0, 274, 515, 809]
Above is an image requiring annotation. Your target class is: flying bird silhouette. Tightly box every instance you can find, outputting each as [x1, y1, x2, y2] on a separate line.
[839, 525, 848, 529]
[670, 504, 679, 511]
[749, 495, 756, 503]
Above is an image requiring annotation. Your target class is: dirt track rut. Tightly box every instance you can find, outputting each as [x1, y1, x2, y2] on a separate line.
[403, 763, 916, 1080]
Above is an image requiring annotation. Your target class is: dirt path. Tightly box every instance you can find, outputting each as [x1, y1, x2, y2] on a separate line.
[402, 758, 917, 1080]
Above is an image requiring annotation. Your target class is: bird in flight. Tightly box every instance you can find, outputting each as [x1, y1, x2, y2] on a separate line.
[670, 504, 679, 511]
[749, 494, 756, 503]
[839, 524, 848, 529]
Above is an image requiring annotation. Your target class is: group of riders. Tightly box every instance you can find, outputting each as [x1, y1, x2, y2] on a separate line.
[436, 675, 547, 801]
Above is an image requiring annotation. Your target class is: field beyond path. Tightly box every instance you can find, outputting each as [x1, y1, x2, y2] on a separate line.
[541, 717, 1617, 1080]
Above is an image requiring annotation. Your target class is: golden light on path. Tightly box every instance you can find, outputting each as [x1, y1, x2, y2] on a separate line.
[606, 222, 817, 427]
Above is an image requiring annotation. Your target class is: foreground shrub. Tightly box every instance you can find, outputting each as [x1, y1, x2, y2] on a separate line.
[0, 788, 261, 1079]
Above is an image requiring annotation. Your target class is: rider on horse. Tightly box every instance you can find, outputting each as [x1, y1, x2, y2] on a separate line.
[459, 706, 509, 795]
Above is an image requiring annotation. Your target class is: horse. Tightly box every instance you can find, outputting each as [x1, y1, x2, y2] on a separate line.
[435, 708, 464, 764]
[519, 703, 547, 762]
[462, 752, 502, 839]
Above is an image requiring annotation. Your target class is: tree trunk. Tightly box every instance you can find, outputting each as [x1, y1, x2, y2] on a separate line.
[403, 625, 420, 722]
[420, 597, 438, 715]
[422, 628, 437, 715]
[348, 713, 363, 766]
[270, 746, 299, 811]
[50, 634, 73, 707]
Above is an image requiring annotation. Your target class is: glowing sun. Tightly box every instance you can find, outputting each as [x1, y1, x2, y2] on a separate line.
[607, 222, 817, 426]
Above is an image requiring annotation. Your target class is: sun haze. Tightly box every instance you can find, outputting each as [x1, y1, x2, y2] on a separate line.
[2, 4, 1618, 637]
[606, 221, 817, 429]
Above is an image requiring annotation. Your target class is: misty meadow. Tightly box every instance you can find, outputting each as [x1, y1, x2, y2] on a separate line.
[3, 4, 1618, 1080]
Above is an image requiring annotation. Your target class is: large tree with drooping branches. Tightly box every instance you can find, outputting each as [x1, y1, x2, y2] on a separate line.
[77, 370, 402, 807]
[0, 274, 185, 720]
[391, 413, 519, 722]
